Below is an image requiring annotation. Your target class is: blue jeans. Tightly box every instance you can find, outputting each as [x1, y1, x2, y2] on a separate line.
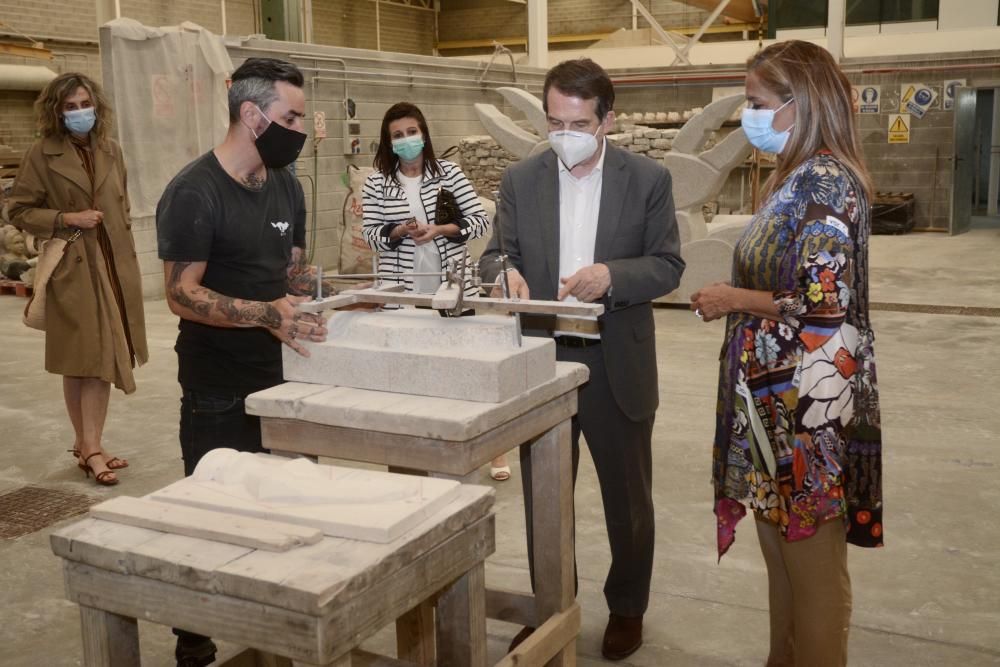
[178, 388, 266, 476]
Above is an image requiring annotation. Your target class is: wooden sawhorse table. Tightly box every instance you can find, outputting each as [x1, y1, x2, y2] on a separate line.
[50, 483, 494, 667]
[247, 362, 588, 667]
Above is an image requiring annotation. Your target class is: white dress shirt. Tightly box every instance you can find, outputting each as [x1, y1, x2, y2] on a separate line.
[556, 139, 606, 337]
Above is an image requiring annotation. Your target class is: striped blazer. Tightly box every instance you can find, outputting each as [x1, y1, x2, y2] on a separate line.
[361, 159, 489, 296]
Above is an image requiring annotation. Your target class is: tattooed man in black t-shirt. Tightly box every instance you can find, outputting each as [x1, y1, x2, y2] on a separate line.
[155, 57, 330, 667]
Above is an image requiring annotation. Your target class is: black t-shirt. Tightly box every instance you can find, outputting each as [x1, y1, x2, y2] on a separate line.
[156, 151, 306, 395]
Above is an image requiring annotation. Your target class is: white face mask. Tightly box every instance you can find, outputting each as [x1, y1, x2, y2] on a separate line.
[548, 125, 601, 169]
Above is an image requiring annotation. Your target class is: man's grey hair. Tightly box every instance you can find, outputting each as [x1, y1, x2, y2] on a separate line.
[228, 77, 280, 123]
[227, 57, 304, 124]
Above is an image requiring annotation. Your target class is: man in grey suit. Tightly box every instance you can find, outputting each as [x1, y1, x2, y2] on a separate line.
[480, 58, 684, 660]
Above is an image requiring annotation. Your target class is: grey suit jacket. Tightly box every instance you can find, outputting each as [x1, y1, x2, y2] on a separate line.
[480, 144, 685, 422]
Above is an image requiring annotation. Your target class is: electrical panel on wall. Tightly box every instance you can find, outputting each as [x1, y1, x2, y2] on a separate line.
[344, 120, 362, 155]
[343, 98, 361, 155]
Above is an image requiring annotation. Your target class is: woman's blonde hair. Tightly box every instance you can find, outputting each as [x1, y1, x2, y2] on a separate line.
[34, 72, 113, 146]
[748, 40, 873, 200]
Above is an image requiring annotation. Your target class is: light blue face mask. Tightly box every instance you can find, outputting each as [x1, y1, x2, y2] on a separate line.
[392, 135, 425, 162]
[64, 107, 96, 135]
[741, 98, 794, 154]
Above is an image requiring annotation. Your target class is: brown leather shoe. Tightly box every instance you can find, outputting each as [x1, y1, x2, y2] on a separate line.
[602, 613, 643, 660]
[508, 625, 536, 653]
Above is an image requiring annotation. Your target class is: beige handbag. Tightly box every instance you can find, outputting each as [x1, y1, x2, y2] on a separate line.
[23, 229, 80, 331]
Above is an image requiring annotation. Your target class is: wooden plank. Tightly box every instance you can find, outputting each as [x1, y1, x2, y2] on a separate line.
[89, 497, 323, 552]
[63, 561, 325, 663]
[485, 588, 537, 627]
[216, 486, 493, 615]
[395, 602, 435, 666]
[495, 604, 580, 667]
[351, 649, 411, 667]
[436, 561, 487, 667]
[79, 605, 140, 667]
[260, 390, 576, 477]
[530, 421, 575, 667]
[50, 519, 165, 573]
[316, 515, 495, 661]
[249, 363, 587, 443]
[296, 288, 602, 318]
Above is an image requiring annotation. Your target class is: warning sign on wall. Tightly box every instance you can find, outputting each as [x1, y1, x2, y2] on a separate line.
[857, 85, 880, 114]
[900, 83, 937, 119]
[943, 79, 966, 111]
[888, 114, 910, 144]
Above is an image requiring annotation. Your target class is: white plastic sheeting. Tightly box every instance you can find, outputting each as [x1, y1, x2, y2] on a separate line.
[103, 18, 233, 217]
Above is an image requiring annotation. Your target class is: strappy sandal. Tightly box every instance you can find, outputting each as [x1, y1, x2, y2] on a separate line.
[490, 464, 511, 482]
[81, 452, 119, 486]
[70, 448, 128, 470]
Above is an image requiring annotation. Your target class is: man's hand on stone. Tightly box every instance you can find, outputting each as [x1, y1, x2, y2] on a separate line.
[270, 295, 328, 356]
[558, 264, 610, 302]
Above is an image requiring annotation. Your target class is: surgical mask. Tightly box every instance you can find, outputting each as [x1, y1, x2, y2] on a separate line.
[741, 98, 794, 154]
[248, 104, 307, 169]
[63, 107, 96, 135]
[392, 135, 425, 162]
[548, 125, 601, 169]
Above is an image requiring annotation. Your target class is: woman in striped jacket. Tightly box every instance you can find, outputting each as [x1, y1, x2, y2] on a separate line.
[362, 102, 489, 298]
[362, 103, 511, 480]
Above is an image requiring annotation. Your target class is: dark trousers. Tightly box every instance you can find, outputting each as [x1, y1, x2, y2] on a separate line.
[521, 342, 656, 617]
[178, 387, 266, 476]
[174, 386, 267, 657]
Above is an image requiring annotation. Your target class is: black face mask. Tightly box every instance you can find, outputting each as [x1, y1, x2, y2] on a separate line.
[251, 106, 307, 169]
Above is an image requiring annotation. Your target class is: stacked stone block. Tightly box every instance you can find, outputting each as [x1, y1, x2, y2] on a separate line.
[457, 136, 518, 198]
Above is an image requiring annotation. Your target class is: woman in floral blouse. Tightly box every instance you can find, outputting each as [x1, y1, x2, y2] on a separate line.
[691, 40, 882, 666]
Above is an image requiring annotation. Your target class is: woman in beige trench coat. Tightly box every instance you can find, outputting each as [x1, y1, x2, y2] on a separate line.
[9, 73, 148, 486]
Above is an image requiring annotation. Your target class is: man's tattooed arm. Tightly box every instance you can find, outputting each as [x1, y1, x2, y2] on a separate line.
[286, 246, 339, 297]
[165, 261, 283, 329]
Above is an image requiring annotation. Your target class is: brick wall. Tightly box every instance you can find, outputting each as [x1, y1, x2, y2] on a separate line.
[312, 1, 434, 55]
[438, 0, 712, 45]
[850, 62, 991, 232]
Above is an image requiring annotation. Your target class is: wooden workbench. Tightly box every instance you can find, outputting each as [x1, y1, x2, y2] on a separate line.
[50, 484, 495, 667]
[246, 361, 587, 667]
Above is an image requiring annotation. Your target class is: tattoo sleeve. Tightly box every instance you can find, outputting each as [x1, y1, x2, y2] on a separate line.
[284, 246, 338, 298]
[167, 261, 283, 330]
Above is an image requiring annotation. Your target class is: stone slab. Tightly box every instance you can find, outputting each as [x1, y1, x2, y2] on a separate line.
[284, 309, 556, 403]
[246, 361, 589, 442]
[149, 450, 462, 544]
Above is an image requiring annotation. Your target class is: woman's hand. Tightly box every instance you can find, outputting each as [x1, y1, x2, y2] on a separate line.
[690, 282, 733, 322]
[63, 209, 104, 229]
[389, 219, 418, 242]
[408, 223, 441, 245]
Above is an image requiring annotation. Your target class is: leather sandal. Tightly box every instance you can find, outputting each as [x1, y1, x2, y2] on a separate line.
[70, 448, 128, 470]
[82, 452, 119, 486]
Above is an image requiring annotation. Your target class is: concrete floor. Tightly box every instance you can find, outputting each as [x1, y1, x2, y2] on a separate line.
[2, 228, 999, 667]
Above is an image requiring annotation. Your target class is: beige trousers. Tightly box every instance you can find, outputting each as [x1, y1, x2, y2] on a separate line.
[755, 518, 852, 667]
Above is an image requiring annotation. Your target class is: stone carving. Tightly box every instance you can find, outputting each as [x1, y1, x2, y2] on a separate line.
[0, 224, 34, 281]
[150, 448, 463, 543]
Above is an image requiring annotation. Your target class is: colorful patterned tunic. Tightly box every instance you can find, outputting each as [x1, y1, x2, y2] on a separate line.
[713, 153, 883, 559]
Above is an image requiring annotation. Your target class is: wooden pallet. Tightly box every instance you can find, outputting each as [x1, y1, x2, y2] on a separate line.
[0, 280, 31, 297]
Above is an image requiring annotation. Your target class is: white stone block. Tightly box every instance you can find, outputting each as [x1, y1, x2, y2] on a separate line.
[284, 309, 556, 403]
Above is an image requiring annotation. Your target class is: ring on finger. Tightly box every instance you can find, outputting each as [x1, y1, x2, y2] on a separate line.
[695, 308, 703, 319]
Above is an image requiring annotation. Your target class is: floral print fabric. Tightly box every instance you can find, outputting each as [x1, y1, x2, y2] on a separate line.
[713, 154, 883, 559]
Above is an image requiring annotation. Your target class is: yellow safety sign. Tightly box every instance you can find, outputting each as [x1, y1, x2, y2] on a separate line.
[900, 85, 915, 111]
[888, 114, 910, 144]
